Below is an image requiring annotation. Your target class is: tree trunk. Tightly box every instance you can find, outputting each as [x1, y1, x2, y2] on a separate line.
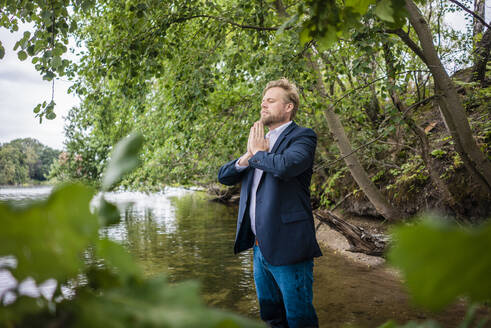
[307, 50, 403, 221]
[365, 87, 382, 129]
[472, 28, 490, 85]
[404, 0, 491, 195]
[473, 0, 486, 40]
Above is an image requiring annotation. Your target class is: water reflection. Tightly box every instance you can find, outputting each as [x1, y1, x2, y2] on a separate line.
[101, 189, 258, 317]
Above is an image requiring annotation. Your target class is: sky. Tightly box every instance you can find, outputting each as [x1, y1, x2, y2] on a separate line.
[0, 4, 488, 151]
[0, 26, 79, 150]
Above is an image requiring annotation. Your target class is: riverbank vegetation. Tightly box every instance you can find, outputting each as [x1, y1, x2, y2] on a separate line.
[0, 138, 60, 186]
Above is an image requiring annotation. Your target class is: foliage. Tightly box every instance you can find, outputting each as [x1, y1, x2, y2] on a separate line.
[0, 132, 263, 327]
[388, 216, 491, 311]
[430, 149, 446, 159]
[101, 132, 143, 191]
[299, 0, 407, 48]
[3, 0, 481, 197]
[0, 138, 60, 185]
[313, 167, 348, 209]
[0, 0, 95, 121]
[376, 216, 491, 328]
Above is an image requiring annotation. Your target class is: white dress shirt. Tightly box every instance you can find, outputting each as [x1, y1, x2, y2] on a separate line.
[235, 121, 292, 235]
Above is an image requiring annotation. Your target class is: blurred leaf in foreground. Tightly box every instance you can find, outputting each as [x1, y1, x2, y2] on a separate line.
[68, 277, 264, 328]
[96, 196, 121, 226]
[0, 183, 97, 283]
[378, 319, 442, 328]
[102, 132, 144, 191]
[388, 216, 491, 311]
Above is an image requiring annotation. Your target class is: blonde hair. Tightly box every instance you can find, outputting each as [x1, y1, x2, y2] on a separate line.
[262, 78, 300, 120]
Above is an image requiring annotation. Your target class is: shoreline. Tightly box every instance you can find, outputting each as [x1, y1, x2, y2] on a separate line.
[314, 212, 403, 279]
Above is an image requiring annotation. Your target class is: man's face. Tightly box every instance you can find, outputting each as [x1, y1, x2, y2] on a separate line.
[260, 87, 292, 127]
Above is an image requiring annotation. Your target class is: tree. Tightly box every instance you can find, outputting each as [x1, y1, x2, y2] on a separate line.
[0, 144, 29, 184]
[0, 139, 60, 184]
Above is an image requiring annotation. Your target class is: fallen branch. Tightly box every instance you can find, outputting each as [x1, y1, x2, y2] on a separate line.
[314, 210, 389, 256]
[208, 184, 240, 204]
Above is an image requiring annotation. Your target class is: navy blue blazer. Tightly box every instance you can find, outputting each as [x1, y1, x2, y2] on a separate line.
[218, 121, 322, 266]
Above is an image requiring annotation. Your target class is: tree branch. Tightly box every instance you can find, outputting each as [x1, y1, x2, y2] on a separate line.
[331, 69, 431, 108]
[171, 14, 293, 31]
[386, 28, 428, 66]
[448, 0, 491, 30]
[314, 94, 436, 171]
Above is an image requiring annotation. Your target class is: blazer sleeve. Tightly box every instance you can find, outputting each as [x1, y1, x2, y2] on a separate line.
[218, 158, 249, 186]
[248, 129, 316, 179]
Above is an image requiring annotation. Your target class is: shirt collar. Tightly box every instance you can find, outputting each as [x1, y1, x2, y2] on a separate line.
[266, 121, 292, 138]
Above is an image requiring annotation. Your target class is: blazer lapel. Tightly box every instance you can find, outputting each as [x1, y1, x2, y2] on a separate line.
[271, 121, 297, 153]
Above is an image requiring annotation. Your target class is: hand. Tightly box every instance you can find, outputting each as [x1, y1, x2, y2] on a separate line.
[237, 152, 252, 166]
[237, 127, 255, 166]
[249, 121, 269, 155]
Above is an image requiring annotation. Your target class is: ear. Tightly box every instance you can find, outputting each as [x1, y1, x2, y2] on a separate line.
[285, 103, 293, 113]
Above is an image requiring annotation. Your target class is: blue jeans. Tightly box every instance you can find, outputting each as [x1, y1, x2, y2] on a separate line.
[253, 245, 318, 328]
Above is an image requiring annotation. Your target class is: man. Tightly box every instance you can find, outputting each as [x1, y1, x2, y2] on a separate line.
[218, 78, 322, 328]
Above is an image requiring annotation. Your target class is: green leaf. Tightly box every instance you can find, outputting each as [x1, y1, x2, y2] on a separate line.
[0, 295, 42, 325]
[51, 56, 62, 68]
[388, 217, 491, 311]
[299, 27, 312, 46]
[96, 196, 120, 226]
[317, 25, 338, 49]
[46, 112, 56, 120]
[0, 183, 98, 282]
[102, 132, 144, 191]
[26, 45, 35, 56]
[43, 71, 55, 80]
[71, 276, 264, 328]
[0, 41, 4, 59]
[17, 50, 27, 61]
[375, 0, 396, 23]
[345, 0, 375, 15]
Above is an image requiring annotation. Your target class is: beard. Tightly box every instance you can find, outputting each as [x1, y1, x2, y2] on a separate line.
[260, 111, 288, 127]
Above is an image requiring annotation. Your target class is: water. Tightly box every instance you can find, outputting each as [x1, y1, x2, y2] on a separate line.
[0, 186, 482, 327]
